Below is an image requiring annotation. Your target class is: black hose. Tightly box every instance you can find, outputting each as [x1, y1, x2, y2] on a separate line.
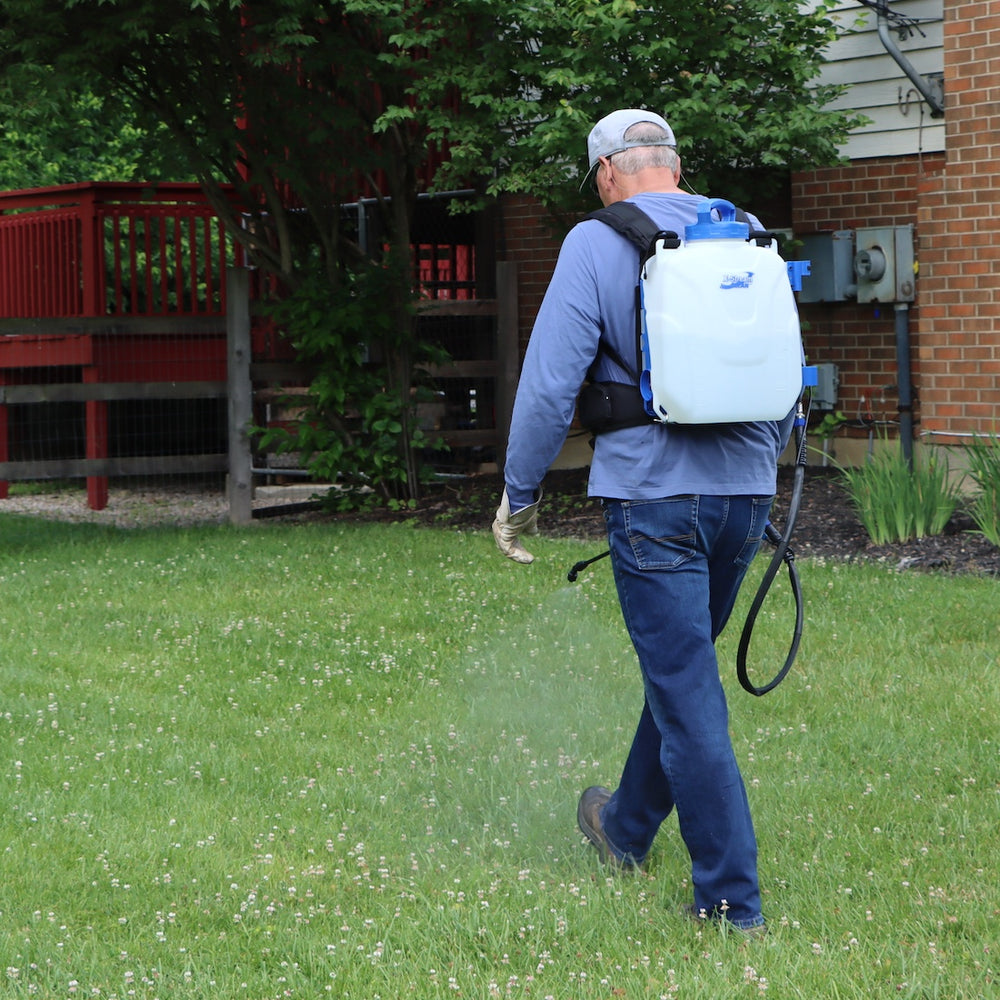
[736, 404, 809, 696]
[735, 468, 804, 695]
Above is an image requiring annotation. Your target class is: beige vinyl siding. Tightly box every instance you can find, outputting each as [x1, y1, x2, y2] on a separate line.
[813, 0, 944, 159]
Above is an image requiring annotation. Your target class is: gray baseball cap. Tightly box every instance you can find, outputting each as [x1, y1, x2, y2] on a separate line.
[581, 108, 677, 192]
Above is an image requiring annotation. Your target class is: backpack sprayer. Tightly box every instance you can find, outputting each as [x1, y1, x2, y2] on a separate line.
[567, 198, 815, 696]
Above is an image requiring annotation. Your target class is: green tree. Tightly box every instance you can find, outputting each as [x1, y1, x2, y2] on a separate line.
[427, 0, 860, 220]
[0, 65, 193, 189]
[0, 0, 860, 504]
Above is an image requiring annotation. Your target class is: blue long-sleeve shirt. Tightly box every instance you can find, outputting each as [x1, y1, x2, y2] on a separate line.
[504, 191, 796, 510]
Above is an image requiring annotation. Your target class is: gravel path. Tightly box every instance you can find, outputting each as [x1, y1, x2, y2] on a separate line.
[0, 482, 318, 529]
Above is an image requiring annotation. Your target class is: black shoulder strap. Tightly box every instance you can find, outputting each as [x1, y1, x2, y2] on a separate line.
[584, 202, 679, 384]
[588, 200, 760, 245]
[732, 207, 778, 248]
[585, 201, 675, 258]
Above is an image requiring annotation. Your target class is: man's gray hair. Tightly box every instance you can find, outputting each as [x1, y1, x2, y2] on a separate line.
[613, 122, 679, 175]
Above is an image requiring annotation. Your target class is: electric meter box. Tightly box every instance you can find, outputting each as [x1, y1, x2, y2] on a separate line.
[796, 231, 856, 303]
[854, 225, 916, 303]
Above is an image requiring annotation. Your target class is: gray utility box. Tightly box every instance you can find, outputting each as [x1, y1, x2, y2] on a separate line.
[811, 363, 839, 411]
[796, 231, 856, 303]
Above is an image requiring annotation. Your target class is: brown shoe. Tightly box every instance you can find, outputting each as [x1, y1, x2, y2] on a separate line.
[577, 786, 639, 870]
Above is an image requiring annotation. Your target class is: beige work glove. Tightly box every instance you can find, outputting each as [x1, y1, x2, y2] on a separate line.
[492, 487, 541, 564]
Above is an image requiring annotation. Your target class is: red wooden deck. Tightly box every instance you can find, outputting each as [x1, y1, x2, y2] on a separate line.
[0, 183, 239, 508]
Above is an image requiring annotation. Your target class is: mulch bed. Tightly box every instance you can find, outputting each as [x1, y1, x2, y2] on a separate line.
[317, 464, 1000, 577]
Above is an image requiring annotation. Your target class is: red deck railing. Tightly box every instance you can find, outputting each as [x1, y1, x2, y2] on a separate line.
[0, 182, 240, 319]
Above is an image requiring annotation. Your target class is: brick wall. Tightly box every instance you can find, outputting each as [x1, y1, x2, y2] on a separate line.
[497, 194, 563, 351]
[500, 165, 939, 449]
[916, 0, 1000, 441]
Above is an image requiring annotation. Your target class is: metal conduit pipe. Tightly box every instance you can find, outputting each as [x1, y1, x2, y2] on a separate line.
[876, 5, 945, 118]
[922, 430, 989, 440]
[894, 302, 914, 469]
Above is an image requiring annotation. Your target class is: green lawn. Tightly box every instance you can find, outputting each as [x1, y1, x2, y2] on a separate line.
[1, 513, 997, 998]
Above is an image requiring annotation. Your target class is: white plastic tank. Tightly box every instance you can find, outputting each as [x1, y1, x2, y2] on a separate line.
[639, 198, 803, 424]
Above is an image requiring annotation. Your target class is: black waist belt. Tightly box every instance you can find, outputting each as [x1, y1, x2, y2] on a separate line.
[578, 381, 653, 435]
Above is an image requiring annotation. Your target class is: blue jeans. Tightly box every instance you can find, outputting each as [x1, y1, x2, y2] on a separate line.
[599, 494, 771, 930]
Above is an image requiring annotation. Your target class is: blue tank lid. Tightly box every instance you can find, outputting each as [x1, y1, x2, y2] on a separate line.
[684, 198, 749, 241]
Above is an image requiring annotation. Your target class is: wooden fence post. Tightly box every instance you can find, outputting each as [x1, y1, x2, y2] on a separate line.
[227, 267, 253, 524]
[84, 366, 109, 510]
[0, 372, 8, 499]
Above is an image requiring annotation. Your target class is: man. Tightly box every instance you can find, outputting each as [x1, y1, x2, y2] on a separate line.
[493, 108, 795, 936]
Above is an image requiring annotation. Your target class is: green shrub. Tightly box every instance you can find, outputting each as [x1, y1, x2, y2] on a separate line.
[838, 443, 961, 544]
[256, 261, 445, 509]
[965, 432, 1000, 546]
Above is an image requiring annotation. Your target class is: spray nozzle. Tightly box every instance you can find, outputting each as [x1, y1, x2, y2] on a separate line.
[567, 550, 611, 582]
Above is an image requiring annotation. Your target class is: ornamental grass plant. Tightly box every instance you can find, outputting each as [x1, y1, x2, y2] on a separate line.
[964, 432, 1000, 547]
[1, 513, 998, 998]
[837, 443, 962, 545]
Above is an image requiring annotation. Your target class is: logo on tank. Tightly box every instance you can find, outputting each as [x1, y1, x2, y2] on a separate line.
[719, 271, 755, 290]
